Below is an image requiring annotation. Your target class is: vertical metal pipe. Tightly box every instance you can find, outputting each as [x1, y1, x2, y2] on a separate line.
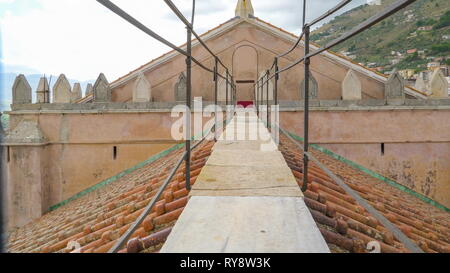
[256, 80, 259, 116]
[226, 70, 229, 107]
[0, 142, 3, 253]
[259, 80, 262, 115]
[274, 58, 279, 106]
[234, 85, 236, 110]
[225, 70, 229, 129]
[233, 81, 236, 112]
[260, 78, 263, 118]
[302, 24, 310, 193]
[231, 76, 235, 110]
[259, 79, 262, 117]
[214, 57, 218, 141]
[266, 70, 270, 128]
[302, 0, 307, 27]
[185, 27, 192, 191]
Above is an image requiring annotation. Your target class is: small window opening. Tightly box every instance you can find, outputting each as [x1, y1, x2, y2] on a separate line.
[113, 146, 118, 160]
[7, 146, 10, 163]
[381, 143, 385, 156]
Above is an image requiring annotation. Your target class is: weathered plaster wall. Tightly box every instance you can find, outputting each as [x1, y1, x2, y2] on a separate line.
[6, 146, 47, 229]
[6, 111, 217, 222]
[280, 109, 450, 208]
[111, 20, 386, 103]
[320, 143, 450, 208]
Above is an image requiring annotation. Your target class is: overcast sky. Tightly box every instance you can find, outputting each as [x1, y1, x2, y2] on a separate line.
[0, 0, 368, 82]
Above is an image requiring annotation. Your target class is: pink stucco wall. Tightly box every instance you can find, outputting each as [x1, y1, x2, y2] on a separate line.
[280, 109, 450, 207]
[111, 20, 386, 103]
[6, 111, 219, 228]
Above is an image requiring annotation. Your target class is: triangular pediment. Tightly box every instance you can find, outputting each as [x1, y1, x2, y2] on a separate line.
[103, 17, 424, 100]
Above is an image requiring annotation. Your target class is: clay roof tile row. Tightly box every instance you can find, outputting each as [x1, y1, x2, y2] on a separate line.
[8, 132, 449, 253]
[7, 141, 214, 253]
[279, 134, 450, 253]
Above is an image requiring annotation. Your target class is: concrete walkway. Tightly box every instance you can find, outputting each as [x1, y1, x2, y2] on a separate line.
[161, 109, 329, 253]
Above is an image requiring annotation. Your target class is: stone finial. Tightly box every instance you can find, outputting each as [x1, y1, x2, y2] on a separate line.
[133, 73, 152, 102]
[429, 69, 448, 98]
[175, 73, 187, 102]
[53, 74, 72, 103]
[414, 74, 427, 92]
[72, 83, 82, 101]
[342, 70, 362, 100]
[12, 74, 32, 104]
[300, 72, 318, 100]
[385, 70, 405, 100]
[93, 73, 111, 103]
[36, 77, 50, 103]
[85, 83, 93, 96]
[235, 0, 254, 18]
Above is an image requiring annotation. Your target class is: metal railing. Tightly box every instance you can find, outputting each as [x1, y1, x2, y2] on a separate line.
[0, 0, 423, 254]
[255, 0, 416, 193]
[257, 0, 423, 253]
[107, 123, 215, 253]
[96, 0, 237, 253]
[277, 125, 424, 253]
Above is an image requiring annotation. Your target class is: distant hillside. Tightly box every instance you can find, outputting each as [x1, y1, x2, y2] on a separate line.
[0, 73, 93, 111]
[312, 0, 450, 73]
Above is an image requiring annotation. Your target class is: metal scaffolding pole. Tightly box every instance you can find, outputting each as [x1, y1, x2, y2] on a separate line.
[226, 70, 229, 107]
[266, 70, 270, 128]
[256, 80, 259, 116]
[274, 58, 279, 106]
[214, 57, 218, 141]
[302, 24, 310, 193]
[184, 1, 194, 191]
[0, 143, 4, 253]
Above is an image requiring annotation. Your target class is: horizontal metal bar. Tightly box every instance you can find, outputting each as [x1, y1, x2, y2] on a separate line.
[277, 32, 305, 59]
[108, 149, 187, 253]
[314, 0, 416, 57]
[163, 0, 193, 28]
[163, 0, 231, 76]
[256, 0, 417, 88]
[277, 126, 424, 253]
[97, 0, 235, 86]
[97, 0, 187, 56]
[309, 0, 352, 27]
[236, 80, 255, 84]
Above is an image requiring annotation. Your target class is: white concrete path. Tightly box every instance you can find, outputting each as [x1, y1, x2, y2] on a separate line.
[161, 109, 329, 253]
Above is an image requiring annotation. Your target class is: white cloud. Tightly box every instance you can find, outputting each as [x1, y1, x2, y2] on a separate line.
[0, 0, 361, 82]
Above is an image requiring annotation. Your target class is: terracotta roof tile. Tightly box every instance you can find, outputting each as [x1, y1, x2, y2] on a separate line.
[8, 131, 449, 253]
[279, 133, 450, 253]
[7, 141, 215, 253]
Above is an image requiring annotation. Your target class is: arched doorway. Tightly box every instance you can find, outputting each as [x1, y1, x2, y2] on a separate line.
[232, 45, 258, 102]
